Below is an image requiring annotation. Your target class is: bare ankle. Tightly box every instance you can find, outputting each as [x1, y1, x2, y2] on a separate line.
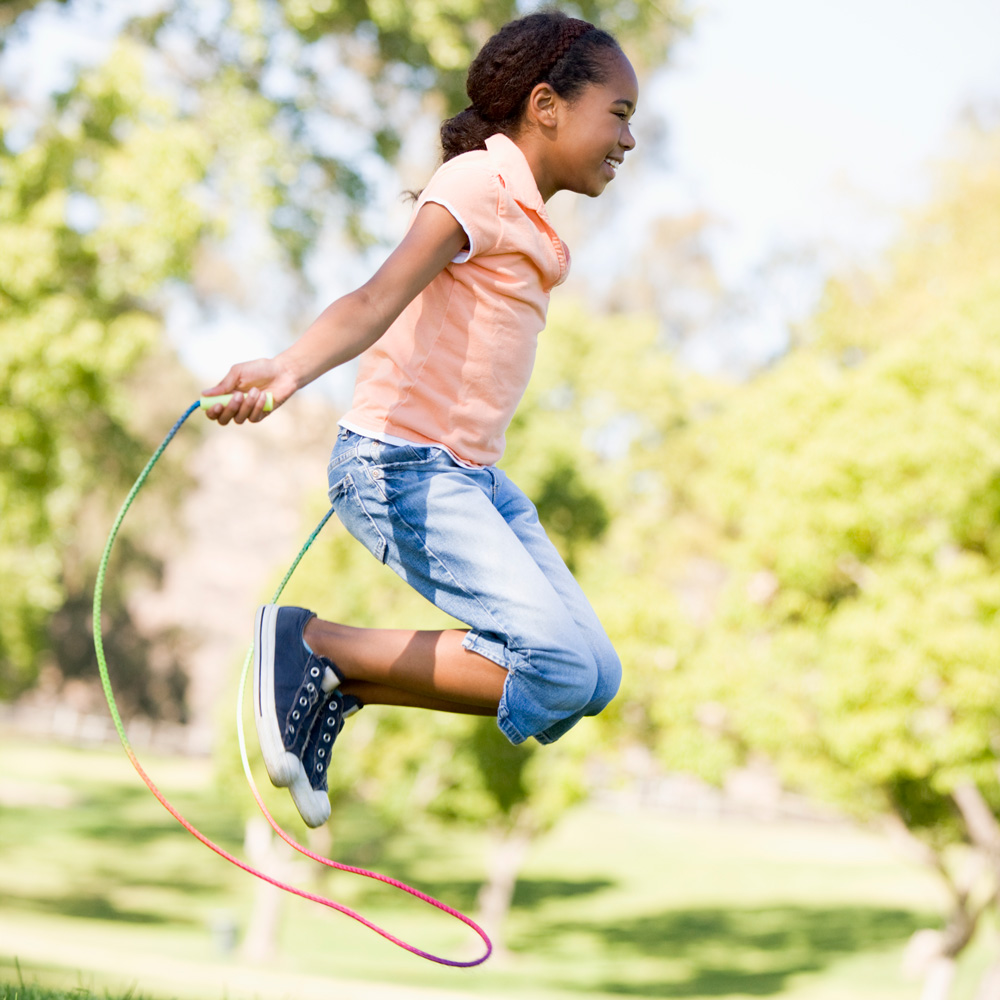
[303, 617, 348, 674]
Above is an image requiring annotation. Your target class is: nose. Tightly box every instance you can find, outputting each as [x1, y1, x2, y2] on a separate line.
[620, 123, 636, 152]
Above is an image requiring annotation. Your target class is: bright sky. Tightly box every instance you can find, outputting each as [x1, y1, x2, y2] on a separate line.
[648, 0, 1000, 371]
[5, 0, 1000, 379]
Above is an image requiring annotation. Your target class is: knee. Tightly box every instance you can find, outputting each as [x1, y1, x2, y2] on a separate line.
[554, 640, 621, 717]
[584, 643, 621, 717]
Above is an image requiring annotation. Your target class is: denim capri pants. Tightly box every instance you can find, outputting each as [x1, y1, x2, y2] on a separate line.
[326, 428, 622, 745]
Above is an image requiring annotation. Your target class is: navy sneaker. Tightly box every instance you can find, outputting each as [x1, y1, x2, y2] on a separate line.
[288, 689, 363, 827]
[254, 605, 342, 789]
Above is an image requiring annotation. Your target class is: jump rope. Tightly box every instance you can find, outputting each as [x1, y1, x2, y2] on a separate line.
[92, 395, 492, 967]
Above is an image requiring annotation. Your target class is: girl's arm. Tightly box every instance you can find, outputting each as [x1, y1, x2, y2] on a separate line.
[203, 203, 468, 424]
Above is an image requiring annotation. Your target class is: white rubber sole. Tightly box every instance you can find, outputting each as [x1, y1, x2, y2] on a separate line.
[288, 771, 332, 828]
[253, 604, 302, 788]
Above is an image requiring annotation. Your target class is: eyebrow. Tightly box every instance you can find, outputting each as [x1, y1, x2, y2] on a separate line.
[612, 99, 636, 112]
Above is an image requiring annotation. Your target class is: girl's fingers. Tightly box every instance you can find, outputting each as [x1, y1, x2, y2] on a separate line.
[248, 389, 271, 422]
[211, 392, 242, 425]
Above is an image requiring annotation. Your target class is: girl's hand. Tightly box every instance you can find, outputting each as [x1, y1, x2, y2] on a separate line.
[201, 358, 296, 425]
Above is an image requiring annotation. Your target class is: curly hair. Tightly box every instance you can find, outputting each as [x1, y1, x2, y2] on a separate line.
[440, 11, 622, 162]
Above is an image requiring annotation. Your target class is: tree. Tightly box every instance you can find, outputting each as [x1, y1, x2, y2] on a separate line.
[613, 125, 1000, 1000]
[0, 36, 210, 698]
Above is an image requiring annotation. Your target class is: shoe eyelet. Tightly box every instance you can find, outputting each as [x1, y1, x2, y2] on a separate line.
[299, 696, 308, 706]
[323, 734, 332, 743]
[306, 683, 316, 693]
[318, 748, 325, 758]
[310, 666, 320, 677]
[292, 711, 300, 721]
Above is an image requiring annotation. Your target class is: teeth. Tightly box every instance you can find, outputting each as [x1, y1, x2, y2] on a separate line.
[604, 157, 620, 173]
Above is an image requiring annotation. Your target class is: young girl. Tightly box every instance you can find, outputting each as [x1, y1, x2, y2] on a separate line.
[204, 11, 638, 827]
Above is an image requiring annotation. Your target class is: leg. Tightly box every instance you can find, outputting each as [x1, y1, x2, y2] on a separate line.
[341, 682, 496, 717]
[303, 620, 505, 711]
[328, 433, 620, 743]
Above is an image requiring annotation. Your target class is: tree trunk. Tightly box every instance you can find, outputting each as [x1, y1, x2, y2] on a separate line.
[974, 956, 1000, 1000]
[920, 956, 957, 1000]
[475, 822, 533, 960]
[240, 816, 301, 963]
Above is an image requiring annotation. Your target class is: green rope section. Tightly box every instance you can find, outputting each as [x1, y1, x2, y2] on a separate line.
[93, 401, 201, 748]
[93, 402, 335, 748]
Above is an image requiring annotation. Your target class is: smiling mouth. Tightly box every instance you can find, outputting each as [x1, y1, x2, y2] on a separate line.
[603, 156, 622, 174]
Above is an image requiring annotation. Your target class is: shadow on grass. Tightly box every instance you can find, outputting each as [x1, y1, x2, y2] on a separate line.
[340, 874, 615, 916]
[3, 890, 179, 926]
[529, 903, 934, 997]
[513, 878, 615, 908]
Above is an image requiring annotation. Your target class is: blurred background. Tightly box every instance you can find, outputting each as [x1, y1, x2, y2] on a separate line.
[3, 2, 1000, 998]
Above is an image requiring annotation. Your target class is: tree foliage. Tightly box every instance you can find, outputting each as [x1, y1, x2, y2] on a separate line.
[648, 127, 1000, 821]
[0, 37, 209, 697]
[604, 126, 1000, 993]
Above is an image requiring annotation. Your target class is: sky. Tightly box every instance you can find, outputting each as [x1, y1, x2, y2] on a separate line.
[645, 0, 1000, 371]
[5, 0, 1000, 380]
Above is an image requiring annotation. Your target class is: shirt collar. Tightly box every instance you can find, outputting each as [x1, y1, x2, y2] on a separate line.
[484, 133, 546, 214]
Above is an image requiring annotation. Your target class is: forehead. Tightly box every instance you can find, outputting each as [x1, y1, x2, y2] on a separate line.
[595, 48, 639, 103]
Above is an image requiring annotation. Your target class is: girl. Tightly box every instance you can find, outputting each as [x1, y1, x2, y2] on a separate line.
[204, 11, 638, 827]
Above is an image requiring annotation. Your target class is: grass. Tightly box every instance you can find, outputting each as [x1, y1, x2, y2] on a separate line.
[1, 987, 137, 1000]
[0, 734, 995, 999]
[0, 959, 156, 1000]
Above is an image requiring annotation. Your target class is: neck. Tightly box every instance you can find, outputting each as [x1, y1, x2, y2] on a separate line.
[512, 133, 557, 202]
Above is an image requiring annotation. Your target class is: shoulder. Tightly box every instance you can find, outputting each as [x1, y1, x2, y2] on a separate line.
[421, 149, 500, 200]
[416, 150, 504, 261]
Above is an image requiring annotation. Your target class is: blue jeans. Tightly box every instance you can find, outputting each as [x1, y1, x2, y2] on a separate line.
[326, 429, 621, 745]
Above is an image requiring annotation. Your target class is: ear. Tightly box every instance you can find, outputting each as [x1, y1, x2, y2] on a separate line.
[525, 82, 560, 130]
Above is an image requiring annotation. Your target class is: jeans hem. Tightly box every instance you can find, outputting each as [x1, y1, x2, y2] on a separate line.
[463, 632, 534, 746]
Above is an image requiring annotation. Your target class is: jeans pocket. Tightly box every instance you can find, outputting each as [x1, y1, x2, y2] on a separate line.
[331, 473, 388, 564]
[372, 441, 447, 469]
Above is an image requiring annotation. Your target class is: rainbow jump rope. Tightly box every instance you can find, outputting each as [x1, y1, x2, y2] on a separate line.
[93, 394, 492, 967]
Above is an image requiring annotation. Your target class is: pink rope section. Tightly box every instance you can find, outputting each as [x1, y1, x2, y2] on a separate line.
[119, 737, 492, 967]
[246, 758, 492, 966]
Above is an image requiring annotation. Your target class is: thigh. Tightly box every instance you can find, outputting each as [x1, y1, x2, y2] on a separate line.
[332, 438, 583, 653]
[491, 469, 615, 662]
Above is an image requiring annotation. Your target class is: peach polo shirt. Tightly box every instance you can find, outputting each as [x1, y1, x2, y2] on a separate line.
[339, 133, 570, 467]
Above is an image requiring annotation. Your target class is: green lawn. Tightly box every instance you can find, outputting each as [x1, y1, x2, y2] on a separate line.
[0, 974, 155, 1000]
[0, 734, 992, 999]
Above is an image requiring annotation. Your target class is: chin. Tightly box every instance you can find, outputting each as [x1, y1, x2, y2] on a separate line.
[572, 179, 608, 198]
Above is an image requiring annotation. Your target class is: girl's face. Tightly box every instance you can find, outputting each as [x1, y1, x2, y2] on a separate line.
[543, 48, 639, 200]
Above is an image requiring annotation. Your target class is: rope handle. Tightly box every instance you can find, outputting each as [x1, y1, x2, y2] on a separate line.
[199, 392, 274, 411]
[93, 401, 492, 967]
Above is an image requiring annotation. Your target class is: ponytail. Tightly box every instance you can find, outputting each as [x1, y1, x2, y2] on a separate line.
[440, 107, 500, 163]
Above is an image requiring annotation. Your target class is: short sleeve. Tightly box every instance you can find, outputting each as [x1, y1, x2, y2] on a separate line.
[415, 154, 502, 263]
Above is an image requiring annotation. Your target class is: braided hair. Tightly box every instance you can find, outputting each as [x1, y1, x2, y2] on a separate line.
[440, 11, 622, 161]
